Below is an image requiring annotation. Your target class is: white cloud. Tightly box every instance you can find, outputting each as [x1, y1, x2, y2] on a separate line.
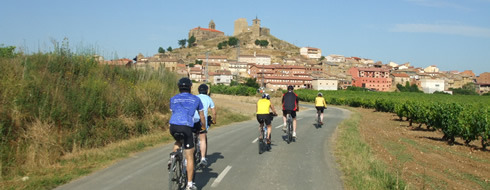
[391, 23, 490, 38]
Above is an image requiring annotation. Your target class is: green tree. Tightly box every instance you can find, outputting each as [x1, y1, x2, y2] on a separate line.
[245, 78, 260, 89]
[320, 56, 325, 61]
[255, 39, 260, 46]
[259, 40, 269, 48]
[158, 47, 165, 54]
[167, 46, 173, 52]
[0, 45, 16, 58]
[189, 63, 195, 67]
[195, 60, 203, 65]
[178, 39, 187, 48]
[228, 37, 238, 47]
[188, 35, 196, 48]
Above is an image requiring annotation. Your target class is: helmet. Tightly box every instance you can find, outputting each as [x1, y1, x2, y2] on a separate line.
[178, 77, 192, 90]
[198, 84, 209, 94]
[262, 93, 270, 100]
[287, 85, 294, 91]
[318, 92, 323, 97]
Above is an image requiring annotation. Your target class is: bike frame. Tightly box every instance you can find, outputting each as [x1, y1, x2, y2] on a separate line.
[168, 138, 187, 190]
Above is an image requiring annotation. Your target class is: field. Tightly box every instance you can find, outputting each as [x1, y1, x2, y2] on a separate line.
[357, 107, 489, 189]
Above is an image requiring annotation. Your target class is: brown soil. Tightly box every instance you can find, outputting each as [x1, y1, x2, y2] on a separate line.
[357, 108, 489, 190]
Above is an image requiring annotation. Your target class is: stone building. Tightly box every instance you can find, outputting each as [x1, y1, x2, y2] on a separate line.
[233, 17, 270, 37]
[188, 20, 225, 43]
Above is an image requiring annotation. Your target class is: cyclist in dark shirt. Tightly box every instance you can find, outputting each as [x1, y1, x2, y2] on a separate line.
[169, 77, 205, 190]
[282, 85, 299, 138]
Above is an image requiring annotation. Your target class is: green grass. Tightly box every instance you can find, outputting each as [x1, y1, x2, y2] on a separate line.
[382, 141, 413, 163]
[335, 107, 407, 190]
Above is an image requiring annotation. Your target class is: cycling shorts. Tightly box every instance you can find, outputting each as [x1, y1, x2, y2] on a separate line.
[282, 110, 296, 118]
[193, 121, 207, 133]
[256, 114, 272, 125]
[170, 124, 194, 149]
[316, 106, 325, 113]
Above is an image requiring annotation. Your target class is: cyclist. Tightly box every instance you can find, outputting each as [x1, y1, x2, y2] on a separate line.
[315, 92, 327, 125]
[256, 93, 278, 144]
[169, 77, 205, 190]
[193, 84, 216, 167]
[282, 85, 299, 138]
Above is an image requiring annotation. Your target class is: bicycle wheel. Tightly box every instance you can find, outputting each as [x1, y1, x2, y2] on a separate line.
[168, 155, 185, 190]
[286, 117, 292, 144]
[317, 112, 321, 127]
[194, 141, 201, 169]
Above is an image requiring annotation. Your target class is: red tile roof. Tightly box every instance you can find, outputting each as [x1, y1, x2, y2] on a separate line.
[191, 27, 224, 33]
[391, 73, 410, 78]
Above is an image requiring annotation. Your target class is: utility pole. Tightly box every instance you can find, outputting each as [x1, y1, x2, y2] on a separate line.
[205, 51, 209, 83]
[236, 40, 240, 82]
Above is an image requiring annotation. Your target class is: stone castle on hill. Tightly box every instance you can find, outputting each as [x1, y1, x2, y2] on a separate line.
[233, 17, 270, 37]
[188, 17, 270, 44]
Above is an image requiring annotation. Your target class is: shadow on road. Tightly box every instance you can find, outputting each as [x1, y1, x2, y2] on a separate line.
[194, 152, 224, 188]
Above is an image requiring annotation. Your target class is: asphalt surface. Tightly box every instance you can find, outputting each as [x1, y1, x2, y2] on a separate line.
[55, 105, 351, 190]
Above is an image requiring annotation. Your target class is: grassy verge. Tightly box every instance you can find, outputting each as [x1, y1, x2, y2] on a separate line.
[334, 107, 407, 190]
[0, 106, 250, 190]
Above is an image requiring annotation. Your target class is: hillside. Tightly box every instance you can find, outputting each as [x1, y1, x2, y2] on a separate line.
[167, 32, 301, 63]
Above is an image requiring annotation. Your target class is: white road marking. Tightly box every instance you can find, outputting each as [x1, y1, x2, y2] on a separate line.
[252, 138, 258, 143]
[275, 124, 283, 129]
[211, 165, 232, 187]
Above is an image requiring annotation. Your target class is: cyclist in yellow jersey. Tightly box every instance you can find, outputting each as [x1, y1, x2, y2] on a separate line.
[315, 92, 327, 125]
[256, 93, 277, 144]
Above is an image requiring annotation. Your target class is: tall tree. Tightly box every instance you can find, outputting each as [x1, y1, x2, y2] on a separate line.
[188, 35, 196, 48]
[178, 39, 187, 48]
[167, 46, 173, 52]
[158, 47, 165, 54]
[228, 37, 238, 47]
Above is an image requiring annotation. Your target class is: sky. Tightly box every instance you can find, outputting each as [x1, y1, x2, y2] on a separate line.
[1, 0, 489, 75]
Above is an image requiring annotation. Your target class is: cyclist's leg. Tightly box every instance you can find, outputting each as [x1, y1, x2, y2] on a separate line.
[179, 126, 195, 186]
[282, 110, 287, 132]
[170, 125, 183, 152]
[292, 111, 297, 133]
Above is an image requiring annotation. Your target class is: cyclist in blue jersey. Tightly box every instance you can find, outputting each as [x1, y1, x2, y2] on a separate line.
[282, 85, 299, 138]
[169, 77, 205, 190]
[193, 84, 217, 167]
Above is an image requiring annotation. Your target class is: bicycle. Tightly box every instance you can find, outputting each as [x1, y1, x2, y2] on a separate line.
[286, 113, 294, 144]
[168, 133, 187, 190]
[258, 113, 276, 154]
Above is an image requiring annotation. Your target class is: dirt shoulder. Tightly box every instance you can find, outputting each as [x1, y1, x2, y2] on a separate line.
[356, 108, 489, 190]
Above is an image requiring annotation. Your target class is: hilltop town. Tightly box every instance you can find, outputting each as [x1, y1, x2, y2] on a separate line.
[107, 17, 490, 95]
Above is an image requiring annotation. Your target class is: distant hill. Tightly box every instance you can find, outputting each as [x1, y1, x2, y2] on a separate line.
[168, 33, 301, 63]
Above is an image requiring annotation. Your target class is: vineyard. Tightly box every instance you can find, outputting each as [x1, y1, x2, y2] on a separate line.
[295, 89, 490, 149]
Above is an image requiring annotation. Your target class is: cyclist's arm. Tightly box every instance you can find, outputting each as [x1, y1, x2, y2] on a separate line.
[270, 104, 277, 115]
[323, 99, 327, 108]
[210, 107, 216, 124]
[198, 110, 206, 127]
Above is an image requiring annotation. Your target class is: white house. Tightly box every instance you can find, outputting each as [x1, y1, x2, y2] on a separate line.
[420, 78, 445, 93]
[424, 65, 439, 73]
[312, 79, 338, 90]
[300, 47, 322, 59]
[325, 54, 346, 63]
[238, 52, 271, 65]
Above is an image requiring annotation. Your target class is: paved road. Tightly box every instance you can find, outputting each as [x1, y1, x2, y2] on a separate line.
[55, 105, 350, 190]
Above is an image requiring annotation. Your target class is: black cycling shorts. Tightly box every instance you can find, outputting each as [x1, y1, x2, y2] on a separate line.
[316, 106, 325, 113]
[170, 124, 194, 149]
[193, 121, 207, 133]
[282, 110, 297, 118]
[256, 114, 272, 125]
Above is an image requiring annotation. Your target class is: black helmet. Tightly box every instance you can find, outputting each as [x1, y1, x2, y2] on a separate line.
[178, 77, 192, 90]
[287, 85, 294, 91]
[198, 84, 209, 94]
[262, 93, 270, 99]
[318, 92, 323, 97]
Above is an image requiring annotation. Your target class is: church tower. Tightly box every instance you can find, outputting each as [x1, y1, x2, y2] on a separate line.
[209, 20, 216, 30]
